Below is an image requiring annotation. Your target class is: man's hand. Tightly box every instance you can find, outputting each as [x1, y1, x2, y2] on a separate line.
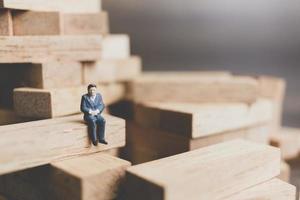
[89, 109, 100, 116]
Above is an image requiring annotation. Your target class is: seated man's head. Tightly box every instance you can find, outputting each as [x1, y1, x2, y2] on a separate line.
[87, 84, 97, 96]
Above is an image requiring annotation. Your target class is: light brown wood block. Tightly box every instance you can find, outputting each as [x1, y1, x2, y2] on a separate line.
[134, 99, 272, 138]
[277, 161, 291, 182]
[63, 12, 109, 35]
[128, 73, 259, 103]
[0, 153, 131, 200]
[258, 76, 286, 134]
[0, 108, 28, 125]
[83, 56, 142, 83]
[270, 127, 300, 160]
[0, 9, 12, 35]
[124, 140, 280, 200]
[12, 11, 109, 35]
[125, 121, 271, 164]
[0, 0, 101, 13]
[101, 34, 130, 59]
[223, 179, 296, 200]
[0, 35, 104, 63]
[0, 113, 125, 175]
[14, 83, 125, 118]
[24, 61, 82, 89]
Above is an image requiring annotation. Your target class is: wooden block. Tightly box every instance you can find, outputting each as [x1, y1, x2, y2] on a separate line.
[124, 140, 280, 200]
[126, 121, 271, 164]
[0, 0, 101, 13]
[128, 73, 259, 103]
[0, 108, 28, 125]
[0, 9, 13, 35]
[0, 113, 125, 175]
[14, 83, 125, 118]
[103, 148, 120, 157]
[270, 127, 300, 160]
[25, 61, 83, 89]
[102, 35, 130, 59]
[224, 179, 296, 200]
[12, 11, 109, 35]
[277, 161, 291, 182]
[83, 56, 142, 83]
[63, 12, 109, 35]
[0, 35, 103, 63]
[0, 153, 131, 200]
[135, 99, 272, 138]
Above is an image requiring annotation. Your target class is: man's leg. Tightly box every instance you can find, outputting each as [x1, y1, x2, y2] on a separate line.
[86, 116, 98, 146]
[96, 115, 106, 143]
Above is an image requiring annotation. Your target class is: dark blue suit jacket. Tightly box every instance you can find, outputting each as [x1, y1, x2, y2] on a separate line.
[80, 93, 105, 120]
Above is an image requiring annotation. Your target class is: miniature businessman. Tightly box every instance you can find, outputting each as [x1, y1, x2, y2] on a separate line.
[80, 84, 107, 146]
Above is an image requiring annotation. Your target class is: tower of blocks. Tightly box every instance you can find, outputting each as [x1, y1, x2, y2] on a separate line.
[0, 0, 298, 199]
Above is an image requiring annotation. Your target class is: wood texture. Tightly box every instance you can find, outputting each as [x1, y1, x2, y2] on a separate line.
[125, 121, 271, 164]
[0, 0, 101, 13]
[134, 99, 272, 138]
[83, 56, 142, 83]
[0, 9, 13, 35]
[14, 83, 125, 118]
[124, 140, 280, 200]
[128, 73, 259, 103]
[25, 61, 82, 89]
[102, 35, 130, 59]
[277, 161, 291, 182]
[0, 35, 103, 63]
[12, 11, 109, 35]
[0, 114, 125, 175]
[224, 179, 295, 200]
[258, 76, 286, 134]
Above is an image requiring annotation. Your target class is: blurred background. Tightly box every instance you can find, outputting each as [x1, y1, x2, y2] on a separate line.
[103, 0, 300, 127]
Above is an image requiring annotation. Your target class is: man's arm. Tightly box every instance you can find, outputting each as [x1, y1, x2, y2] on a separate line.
[80, 96, 90, 114]
[96, 94, 105, 113]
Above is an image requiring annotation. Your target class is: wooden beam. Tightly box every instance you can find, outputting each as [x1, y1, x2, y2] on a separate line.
[14, 83, 125, 118]
[128, 73, 259, 103]
[134, 99, 272, 138]
[0, 0, 101, 13]
[0, 114, 125, 175]
[277, 161, 291, 182]
[101, 35, 130, 59]
[0, 9, 13, 35]
[83, 56, 142, 83]
[0, 108, 28, 125]
[223, 179, 295, 200]
[125, 121, 271, 164]
[0, 35, 103, 63]
[24, 61, 83, 89]
[124, 140, 280, 200]
[12, 11, 109, 35]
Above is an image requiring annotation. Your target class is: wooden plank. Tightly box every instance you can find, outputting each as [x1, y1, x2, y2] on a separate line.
[63, 12, 109, 35]
[25, 61, 83, 89]
[14, 83, 125, 118]
[12, 11, 109, 35]
[124, 140, 280, 200]
[0, 9, 13, 35]
[0, 113, 125, 175]
[223, 179, 295, 200]
[134, 99, 272, 138]
[0, 153, 131, 200]
[258, 76, 286, 134]
[0, 108, 28, 125]
[125, 121, 270, 164]
[0, 35, 103, 63]
[270, 127, 300, 160]
[83, 56, 142, 83]
[102, 34, 130, 59]
[0, 0, 101, 13]
[128, 73, 259, 103]
[277, 161, 291, 182]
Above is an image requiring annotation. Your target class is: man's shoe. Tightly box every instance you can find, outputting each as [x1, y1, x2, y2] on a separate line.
[99, 140, 108, 145]
[92, 141, 98, 146]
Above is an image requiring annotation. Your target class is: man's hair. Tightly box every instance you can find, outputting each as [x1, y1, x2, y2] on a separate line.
[87, 84, 97, 91]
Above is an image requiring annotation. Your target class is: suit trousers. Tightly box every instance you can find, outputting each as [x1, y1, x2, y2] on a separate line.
[85, 115, 106, 145]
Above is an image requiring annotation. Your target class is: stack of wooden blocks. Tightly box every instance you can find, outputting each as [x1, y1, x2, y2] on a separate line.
[0, 0, 298, 199]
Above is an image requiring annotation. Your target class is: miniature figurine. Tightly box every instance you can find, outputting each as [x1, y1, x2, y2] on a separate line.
[80, 84, 107, 146]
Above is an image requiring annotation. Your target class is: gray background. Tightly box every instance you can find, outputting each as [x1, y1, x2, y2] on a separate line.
[103, 0, 300, 127]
